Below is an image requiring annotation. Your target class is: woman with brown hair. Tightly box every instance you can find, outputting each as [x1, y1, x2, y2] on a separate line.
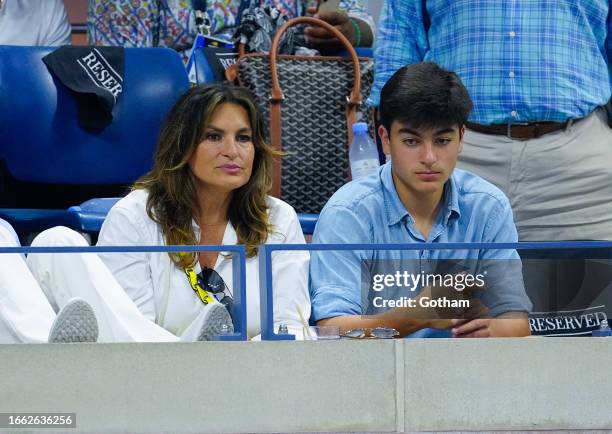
[93, 83, 311, 341]
[2, 83, 310, 342]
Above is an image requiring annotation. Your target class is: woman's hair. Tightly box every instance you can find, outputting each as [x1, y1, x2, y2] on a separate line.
[134, 83, 278, 267]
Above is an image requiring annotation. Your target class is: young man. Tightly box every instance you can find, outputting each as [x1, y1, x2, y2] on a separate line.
[309, 62, 532, 338]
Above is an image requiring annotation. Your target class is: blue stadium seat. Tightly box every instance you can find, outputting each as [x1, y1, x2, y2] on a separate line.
[297, 213, 319, 235]
[67, 198, 120, 233]
[0, 45, 189, 235]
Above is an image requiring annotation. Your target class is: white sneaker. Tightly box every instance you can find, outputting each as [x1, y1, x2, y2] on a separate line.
[48, 298, 99, 343]
[197, 303, 233, 341]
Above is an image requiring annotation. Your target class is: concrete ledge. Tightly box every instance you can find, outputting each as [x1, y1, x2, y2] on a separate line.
[1, 338, 611, 433]
[0, 340, 397, 433]
[403, 338, 612, 431]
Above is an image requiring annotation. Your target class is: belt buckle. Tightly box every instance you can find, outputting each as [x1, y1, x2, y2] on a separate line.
[507, 121, 530, 139]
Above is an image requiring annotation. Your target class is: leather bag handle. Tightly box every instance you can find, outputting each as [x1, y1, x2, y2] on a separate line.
[240, 16, 364, 197]
[268, 16, 362, 107]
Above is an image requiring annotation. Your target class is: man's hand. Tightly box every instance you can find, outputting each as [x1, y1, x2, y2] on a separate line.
[451, 318, 492, 338]
[417, 273, 489, 320]
[305, 6, 355, 53]
[451, 312, 531, 338]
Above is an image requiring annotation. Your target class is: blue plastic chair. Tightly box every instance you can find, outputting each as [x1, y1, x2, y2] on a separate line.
[0, 45, 189, 235]
[67, 198, 120, 233]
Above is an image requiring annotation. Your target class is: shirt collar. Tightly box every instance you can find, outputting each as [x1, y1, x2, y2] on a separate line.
[382, 163, 461, 226]
[382, 163, 411, 226]
[443, 173, 462, 225]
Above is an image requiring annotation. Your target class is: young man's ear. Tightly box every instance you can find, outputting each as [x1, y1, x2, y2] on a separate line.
[378, 124, 391, 155]
[458, 125, 466, 153]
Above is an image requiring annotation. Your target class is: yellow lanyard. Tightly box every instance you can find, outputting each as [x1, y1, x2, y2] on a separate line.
[184, 266, 215, 305]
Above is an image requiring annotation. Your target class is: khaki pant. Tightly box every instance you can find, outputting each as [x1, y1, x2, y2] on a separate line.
[459, 109, 612, 241]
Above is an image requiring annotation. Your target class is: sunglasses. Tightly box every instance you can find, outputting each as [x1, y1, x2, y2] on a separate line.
[341, 327, 399, 339]
[185, 266, 235, 323]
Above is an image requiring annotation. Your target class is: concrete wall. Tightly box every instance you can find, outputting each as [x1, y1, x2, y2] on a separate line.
[403, 338, 612, 431]
[1, 338, 611, 433]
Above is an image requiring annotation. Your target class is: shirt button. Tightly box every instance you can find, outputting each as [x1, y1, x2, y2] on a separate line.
[509, 31, 516, 37]
[509, 71, 515, 78]
[511, 110, 518, 117]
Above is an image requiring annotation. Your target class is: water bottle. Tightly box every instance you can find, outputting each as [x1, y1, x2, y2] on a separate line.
[349, 122, 380, 179]
[277, 323, 289, 335]
[592, 318, 612, 337]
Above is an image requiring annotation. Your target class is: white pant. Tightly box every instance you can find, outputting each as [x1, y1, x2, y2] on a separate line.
[1, 226, 216, 343]
[0, 224, 56, 343]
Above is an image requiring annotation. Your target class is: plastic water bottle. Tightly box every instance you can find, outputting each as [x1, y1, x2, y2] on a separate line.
[349, 122, 380, 179]
[277, 323, 289, 335]
[592, 318, 612, 337]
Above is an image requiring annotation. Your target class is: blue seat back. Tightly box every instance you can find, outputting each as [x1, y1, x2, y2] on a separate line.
[0, 45, 189, 185]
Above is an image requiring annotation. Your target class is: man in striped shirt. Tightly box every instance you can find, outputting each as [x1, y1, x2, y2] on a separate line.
[369, 0, 612, 243]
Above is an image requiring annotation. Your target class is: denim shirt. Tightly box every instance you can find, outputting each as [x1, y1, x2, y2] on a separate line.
[309, 163, 532, 336]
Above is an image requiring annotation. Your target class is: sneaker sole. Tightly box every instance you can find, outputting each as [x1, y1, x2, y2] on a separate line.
[48, 298, 99, 343]
[198, 303, 234, 341]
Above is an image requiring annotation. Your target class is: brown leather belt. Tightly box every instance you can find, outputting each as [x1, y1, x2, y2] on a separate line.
[465, 120, 570, 140]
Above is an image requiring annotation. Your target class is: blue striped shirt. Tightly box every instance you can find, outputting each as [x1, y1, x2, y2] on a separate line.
[368, 0, 612, 124]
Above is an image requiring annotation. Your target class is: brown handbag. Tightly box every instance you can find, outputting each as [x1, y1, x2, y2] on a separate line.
[227, 16, 374, 214]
